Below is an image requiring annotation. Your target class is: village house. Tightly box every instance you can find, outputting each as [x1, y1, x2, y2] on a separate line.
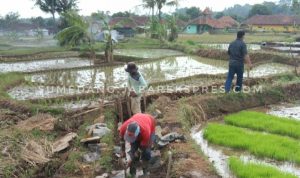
[184, 8, 239, 34]
[244, 15, 300, 33]
[109, 16, 149, 37]
[109, 16, 186, 37]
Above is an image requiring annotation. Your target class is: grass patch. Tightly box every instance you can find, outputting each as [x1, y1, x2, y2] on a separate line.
[225, 111, 300, 139]
[229, 157, 297, 178]
[204, 123, 300, 164]
[0, 46, 67, 56]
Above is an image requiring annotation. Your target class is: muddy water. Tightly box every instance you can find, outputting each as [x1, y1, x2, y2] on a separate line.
[29, 56, 228, 88]
[203, 44, 261, 51]
[113, 49, 184, 58]
[191, 126, 300, 178]
[270, 46, 300, 52]
[8, 85, 86, 100]
[267, 102, 300, 120]
[0, 58, 92, 73]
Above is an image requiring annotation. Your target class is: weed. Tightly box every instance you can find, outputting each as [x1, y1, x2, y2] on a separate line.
[178, 102, 197, 130]
[204, 123, 300, 164]
[225, 111, 300, 139]
[229, 157, 297, 178]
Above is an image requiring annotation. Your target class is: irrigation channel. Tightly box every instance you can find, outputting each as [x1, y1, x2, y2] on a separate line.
[191, 101, 300, 178]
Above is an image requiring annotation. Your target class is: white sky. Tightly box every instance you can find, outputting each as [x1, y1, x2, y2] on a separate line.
[0, 0, 278, 18]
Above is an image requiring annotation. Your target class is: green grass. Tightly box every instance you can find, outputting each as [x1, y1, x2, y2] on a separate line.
[229, 157, 297, 178]
[177, 33, 292, 43]
[204, 123, 300, 164]
[225, 111, 300, 139]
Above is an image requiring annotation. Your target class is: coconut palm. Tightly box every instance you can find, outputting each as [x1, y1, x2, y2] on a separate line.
[155, 0, 179, 22]
[143, 0, 156, 20]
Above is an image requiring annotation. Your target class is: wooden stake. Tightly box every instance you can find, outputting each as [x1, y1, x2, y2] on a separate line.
[117, 97, 124, 123]
[166, 151, 173, 178]
[143, 92, 147, 113]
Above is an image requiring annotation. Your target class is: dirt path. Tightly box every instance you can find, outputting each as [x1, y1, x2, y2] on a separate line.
[151, 96, 220, 178]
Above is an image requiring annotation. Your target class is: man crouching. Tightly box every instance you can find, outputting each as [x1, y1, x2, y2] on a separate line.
[119, 113, 156, 176]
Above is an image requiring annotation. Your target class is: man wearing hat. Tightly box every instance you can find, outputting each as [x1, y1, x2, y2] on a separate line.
[119, 113, 156, 175]
[125, 62, 148, 114]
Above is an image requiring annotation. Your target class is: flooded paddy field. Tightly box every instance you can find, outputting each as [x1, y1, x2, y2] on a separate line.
[267, 101, 300, 120]
[6, 55, 294, 101]
[28, 56, 228, 88]
[202, 43, 261, 51]
[0, 57, 93, 73]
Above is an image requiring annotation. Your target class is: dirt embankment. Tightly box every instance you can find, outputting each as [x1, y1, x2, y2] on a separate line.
[0, 51, 79, 62]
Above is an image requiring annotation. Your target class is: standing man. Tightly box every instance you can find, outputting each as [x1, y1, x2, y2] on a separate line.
[125, 62, 148, 114]
[119, 113, 156, 176]
[225, 31, 252, 93]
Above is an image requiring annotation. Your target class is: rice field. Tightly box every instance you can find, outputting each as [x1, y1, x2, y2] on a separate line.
[229, 157, 297, 178]
[225, 111, 300, 139]
[203, 123, 300, 164]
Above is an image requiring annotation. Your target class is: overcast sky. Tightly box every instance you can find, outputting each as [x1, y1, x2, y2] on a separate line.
[0, 0, 278, 18]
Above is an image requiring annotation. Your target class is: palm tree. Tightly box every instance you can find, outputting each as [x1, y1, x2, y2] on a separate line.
[143, 0, 156, 20]
[155, 0, 178, 22]
[33, 0, 57, 22]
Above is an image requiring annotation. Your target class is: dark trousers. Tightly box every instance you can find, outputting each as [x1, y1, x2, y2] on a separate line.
[129, 141, 151, 175]
[225, 64, 244, 93]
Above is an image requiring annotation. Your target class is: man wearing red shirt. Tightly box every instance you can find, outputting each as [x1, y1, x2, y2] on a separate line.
[119, 113, 156, 176]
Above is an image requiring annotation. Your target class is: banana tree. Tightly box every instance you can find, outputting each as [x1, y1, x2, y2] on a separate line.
[56, 11, 97, 60]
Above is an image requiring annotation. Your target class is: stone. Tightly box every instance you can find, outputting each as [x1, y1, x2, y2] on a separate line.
[88, 144, 101, 153]
[111, 170, 125, 178]
[52, 132, 77, 153]
[113, 146, 121, 154]
[93, 127, 111, 138]
[86, 123, 107, 132]
[95, 173, 109, 178]
[80, 136, 101, 144]
[82, 152, 100, 163]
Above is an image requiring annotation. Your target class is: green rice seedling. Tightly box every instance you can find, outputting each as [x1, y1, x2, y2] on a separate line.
[229, 157, 297, 178]
[225, 111, 300, 139]
[204, 123, 300, 164]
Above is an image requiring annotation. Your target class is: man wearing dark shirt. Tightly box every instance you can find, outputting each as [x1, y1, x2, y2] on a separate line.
[225, 31, 252, 93]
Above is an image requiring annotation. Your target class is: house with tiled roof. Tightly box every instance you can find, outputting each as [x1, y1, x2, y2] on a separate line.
[109, 16, 149, 37]
[244, 15, 300, 32]
[184, 8, 239, 34]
